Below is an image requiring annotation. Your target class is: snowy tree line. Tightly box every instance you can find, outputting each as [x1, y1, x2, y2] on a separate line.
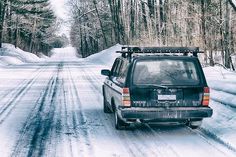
[0, 0, 67, 54]
[69, 0, 236, 69]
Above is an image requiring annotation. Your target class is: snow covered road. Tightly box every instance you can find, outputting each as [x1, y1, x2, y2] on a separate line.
[0, 48, 236, 157]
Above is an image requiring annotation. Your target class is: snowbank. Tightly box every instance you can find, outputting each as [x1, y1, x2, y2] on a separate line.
[202, 66, 236, 150]
[0, 56, 24, 66]
[0, 43, 43, 66]
[38, 53, 49, 59]
[86, 44, 121, 67]
[203, 66, 236, 107]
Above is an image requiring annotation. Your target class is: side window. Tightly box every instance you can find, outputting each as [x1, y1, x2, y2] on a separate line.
[111, 59, 119, 76]
[117, 61, 129, 84]
[111, 59, 122, 77]
[114, 60, 123, 77]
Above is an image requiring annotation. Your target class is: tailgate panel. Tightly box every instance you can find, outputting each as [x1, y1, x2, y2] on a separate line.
[131, 87, 203, 107]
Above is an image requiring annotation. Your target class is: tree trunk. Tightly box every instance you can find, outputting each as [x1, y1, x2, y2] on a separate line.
[0, 0, 3, 48]
[224, 0, 231, 69]
[0, 0, 7, 48]
[14, 16, 19, 48]
[201, 0, 208, 64]
[108, 0, 119, 43]
[219, 0, 225, 65]
[7, 0, 12, 43]
[29, 16, 37, 53]
[141, 1, 148, 31]
[130, 0, 135, 38]
[93, 0, 108, 47]
[159, 0, 164, 45]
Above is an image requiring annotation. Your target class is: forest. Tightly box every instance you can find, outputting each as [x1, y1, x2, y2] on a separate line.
[69, 0, 236, 69]
[0, 0, 68, 55]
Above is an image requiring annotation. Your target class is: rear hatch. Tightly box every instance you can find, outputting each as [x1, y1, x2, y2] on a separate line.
[130, 57, 206, 107]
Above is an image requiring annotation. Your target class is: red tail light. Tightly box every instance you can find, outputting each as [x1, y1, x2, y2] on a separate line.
[122, 88, 131, 107]
[202, 87, 210, 106]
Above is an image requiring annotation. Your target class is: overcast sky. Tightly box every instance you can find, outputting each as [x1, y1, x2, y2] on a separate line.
[50, 0, 70, 37]
[50, 0, 68, 20]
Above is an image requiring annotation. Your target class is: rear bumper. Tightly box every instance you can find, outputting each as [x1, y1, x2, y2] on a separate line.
[118, 107, 213, 120]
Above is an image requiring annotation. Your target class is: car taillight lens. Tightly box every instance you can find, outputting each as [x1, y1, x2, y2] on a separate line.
[122, 88, 131, 107]
[202, 87, 210, 106]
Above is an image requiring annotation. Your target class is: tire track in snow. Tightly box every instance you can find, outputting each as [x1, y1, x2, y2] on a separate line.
[193, 127, 236, 153]
[192, 99, 236, 153]
[147, 122, 235, 157]
[210, 89, 236, 110]
[43, 78, 65, 157]
[66, 65, 95, 157]
[11, 62, 63, 157]
[61, 80, 74, 157]
[0, 66, 43, 100]
[0, 66, 46, 125]
[211, 87, 236, 95]
[27, 62, 63, 157]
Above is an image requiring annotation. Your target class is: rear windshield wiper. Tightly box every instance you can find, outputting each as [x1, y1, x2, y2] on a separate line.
[143, 84, 169, 89]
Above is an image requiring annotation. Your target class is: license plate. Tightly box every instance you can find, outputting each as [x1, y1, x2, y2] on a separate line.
[158, 95, 176, 101]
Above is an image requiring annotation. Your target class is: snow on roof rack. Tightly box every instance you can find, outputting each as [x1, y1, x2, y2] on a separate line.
[117, 46, 203, 58]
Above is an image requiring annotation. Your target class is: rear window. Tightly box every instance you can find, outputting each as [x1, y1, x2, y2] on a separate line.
[133, 59, 200, 86]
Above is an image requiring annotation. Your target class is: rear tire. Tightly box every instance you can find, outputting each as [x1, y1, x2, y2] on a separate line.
[188, 120, 202, 129]
[115, 110, 130, 130]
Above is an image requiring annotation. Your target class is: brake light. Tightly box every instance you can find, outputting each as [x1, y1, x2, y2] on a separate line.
[122, 88, 131, 107]
[202, 87, 210, 106]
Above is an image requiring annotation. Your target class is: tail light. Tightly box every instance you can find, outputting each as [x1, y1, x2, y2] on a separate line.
[202, 87, 210, 106]
[122, 88, 131, 107]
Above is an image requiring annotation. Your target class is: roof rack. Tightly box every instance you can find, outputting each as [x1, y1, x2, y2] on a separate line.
[117, 47, 203, 59]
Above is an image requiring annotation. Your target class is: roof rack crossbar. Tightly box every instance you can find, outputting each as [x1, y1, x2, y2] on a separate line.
[118, 46, 203, 57]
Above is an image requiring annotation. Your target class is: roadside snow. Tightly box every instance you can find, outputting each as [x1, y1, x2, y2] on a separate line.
[204, 66, 236, 107]
[0, 56, 24, 65]
[202, 66, 236, 150]
[86, 44, 121, 67]
[38, 53, 49, 59]
[0, 43, 44, 66]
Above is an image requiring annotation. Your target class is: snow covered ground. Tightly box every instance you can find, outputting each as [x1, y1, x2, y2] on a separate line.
[0, 43, 43, 66]
[86, 44, 121, 67]
[202, 66, 236, 151]
[0, 44, 236, 157]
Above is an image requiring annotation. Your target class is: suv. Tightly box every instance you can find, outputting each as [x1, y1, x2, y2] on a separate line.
[101, 47, 213, 130]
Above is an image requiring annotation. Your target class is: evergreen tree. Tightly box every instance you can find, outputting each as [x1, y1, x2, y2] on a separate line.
[0, 0, 57, 54]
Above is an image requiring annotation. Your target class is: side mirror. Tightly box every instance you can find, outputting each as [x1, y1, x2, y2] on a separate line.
[101, 69, 111, 76]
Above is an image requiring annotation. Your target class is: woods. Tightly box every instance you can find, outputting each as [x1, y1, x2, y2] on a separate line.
[69, 0, 236, 69]
[0, 0, 61, 54]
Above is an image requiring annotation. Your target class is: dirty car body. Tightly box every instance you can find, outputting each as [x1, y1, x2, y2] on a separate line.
[101, 47, 213, 130]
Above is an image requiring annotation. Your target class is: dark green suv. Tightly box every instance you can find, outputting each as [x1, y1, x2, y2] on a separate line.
[101, 47, 213, 130]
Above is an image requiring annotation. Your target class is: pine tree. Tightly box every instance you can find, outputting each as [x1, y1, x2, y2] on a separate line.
[0, 0, 56, 54]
